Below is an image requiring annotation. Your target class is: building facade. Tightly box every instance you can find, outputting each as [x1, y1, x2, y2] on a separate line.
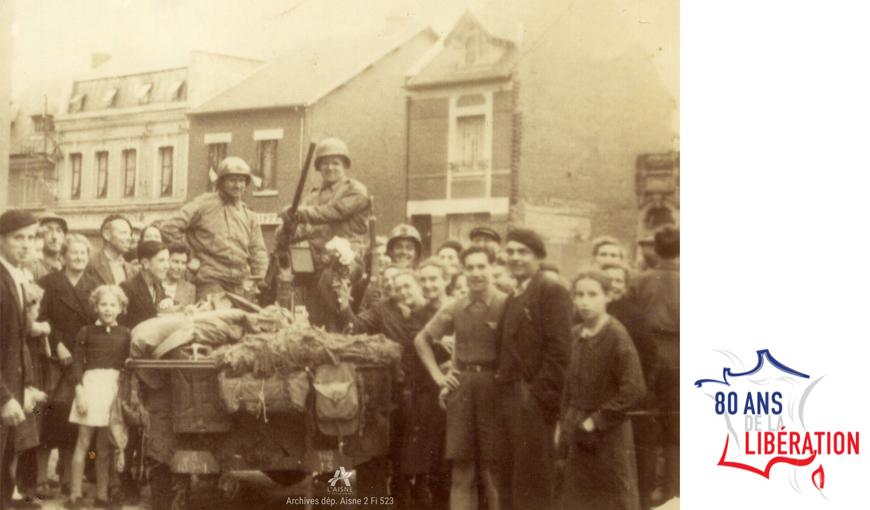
[405, 1, 677, 270]
[187, 25, 438, 246]
[46, 52, 261, 234]
[0, 0, 13, 209]
[8, 87, 62, 210]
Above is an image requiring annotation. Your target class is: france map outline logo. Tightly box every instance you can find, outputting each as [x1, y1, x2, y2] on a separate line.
[695, 349, 859, 497]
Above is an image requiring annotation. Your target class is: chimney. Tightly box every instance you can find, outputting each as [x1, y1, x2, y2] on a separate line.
[91, 53, 111, 69]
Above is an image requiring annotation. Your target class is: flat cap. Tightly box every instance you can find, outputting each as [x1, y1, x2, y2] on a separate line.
[39, 212, 68, 233]
[0, 209, 39, 236]
[469, 226, 501, 243]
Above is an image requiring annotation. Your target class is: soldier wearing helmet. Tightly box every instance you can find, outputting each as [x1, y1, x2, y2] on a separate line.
[355, 224, 423, 311]
[161, 156, 268, 300]
[278, 137, 371, 263]
[386, 223, 422, 269]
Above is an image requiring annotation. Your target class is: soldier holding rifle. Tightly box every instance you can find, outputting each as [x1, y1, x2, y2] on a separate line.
[273, 138, 371, 327]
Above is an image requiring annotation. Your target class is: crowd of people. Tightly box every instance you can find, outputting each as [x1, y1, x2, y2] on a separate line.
[0, 137, 679, 510]
[336, 222, 680, 510]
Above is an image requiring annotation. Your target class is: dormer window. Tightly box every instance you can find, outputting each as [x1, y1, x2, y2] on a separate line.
[103, 88, 118, 107]
[68, 94, 86, 113]
[136, 83, 153, 104]
[170, 80, 186, 102]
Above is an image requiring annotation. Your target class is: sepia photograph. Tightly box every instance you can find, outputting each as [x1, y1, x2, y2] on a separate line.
[0, 0, 679, 509]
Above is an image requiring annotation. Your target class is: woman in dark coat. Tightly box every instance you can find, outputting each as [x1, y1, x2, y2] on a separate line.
[38, 234, 98, 493]
[559, 269, 645, 510]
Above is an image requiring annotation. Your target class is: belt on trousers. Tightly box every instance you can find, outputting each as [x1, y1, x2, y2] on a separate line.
[455, 360, 497, 372]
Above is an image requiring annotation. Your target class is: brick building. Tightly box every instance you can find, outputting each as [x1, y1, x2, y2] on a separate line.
[46, 51, 261, 234]
[186, 24, 439, 246]
[404, 0, 677, 271]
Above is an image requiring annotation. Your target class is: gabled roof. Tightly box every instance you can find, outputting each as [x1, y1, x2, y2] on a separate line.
[405, 7, 519, 90]
[444, 9, 522, 46]
[192, 23, 436, 115]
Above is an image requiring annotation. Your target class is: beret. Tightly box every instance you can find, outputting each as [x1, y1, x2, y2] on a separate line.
[0, 209, 39, 236]
[506, 228, 546, 259]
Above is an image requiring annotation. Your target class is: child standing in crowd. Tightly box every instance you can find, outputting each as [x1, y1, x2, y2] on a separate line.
[67, 285, 131, 509]
[558, 269, 645, 510]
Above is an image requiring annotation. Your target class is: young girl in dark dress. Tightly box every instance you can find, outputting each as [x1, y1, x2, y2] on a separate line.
[67, 285, 131, 508]
[558, 269, 646, 510]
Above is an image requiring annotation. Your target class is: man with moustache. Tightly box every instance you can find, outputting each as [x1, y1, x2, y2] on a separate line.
[0, 210, 39, 508]
[496, 228, 572, 510]
[161, 157, 268, 301]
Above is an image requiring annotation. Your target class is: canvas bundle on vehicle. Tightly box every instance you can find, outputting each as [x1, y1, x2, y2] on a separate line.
[129, 305, 400, 426]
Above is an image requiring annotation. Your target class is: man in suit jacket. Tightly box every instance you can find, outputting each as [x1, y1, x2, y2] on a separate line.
[0, 210, 39, 508]
[87, 214, 137, 286]
[120, 241, 170, 330]
[496, 228, 572, 510]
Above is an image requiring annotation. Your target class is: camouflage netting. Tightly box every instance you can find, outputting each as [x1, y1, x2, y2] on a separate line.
[213, 325, 401, 378]
[130, 302, 401, 377]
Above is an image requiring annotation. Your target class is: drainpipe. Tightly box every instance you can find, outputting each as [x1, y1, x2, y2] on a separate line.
[404, 95, 411, 224]
[508, 78, 522, 227]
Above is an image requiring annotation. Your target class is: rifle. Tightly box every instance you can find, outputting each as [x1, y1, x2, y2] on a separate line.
[262, 141, 317, 305]
[352, 196, 377, 313]
[277, 141, 317, 266]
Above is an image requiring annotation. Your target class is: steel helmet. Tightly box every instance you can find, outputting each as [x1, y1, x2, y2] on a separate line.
[387, 223, 422, 256]
[314, 138, 351, 169]
[216, 157, 253, 184]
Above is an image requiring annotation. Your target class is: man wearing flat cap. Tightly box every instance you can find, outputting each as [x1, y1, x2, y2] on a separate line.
[0, 210, 39, 507]
[29, 212, 68, 281]
[496, 227, 572, 510]
[469, 226, 502, 255]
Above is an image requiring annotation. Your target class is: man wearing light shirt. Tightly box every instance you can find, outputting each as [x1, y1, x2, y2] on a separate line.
[416, 246, 507, 510]
[0, 209, 39, 508]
